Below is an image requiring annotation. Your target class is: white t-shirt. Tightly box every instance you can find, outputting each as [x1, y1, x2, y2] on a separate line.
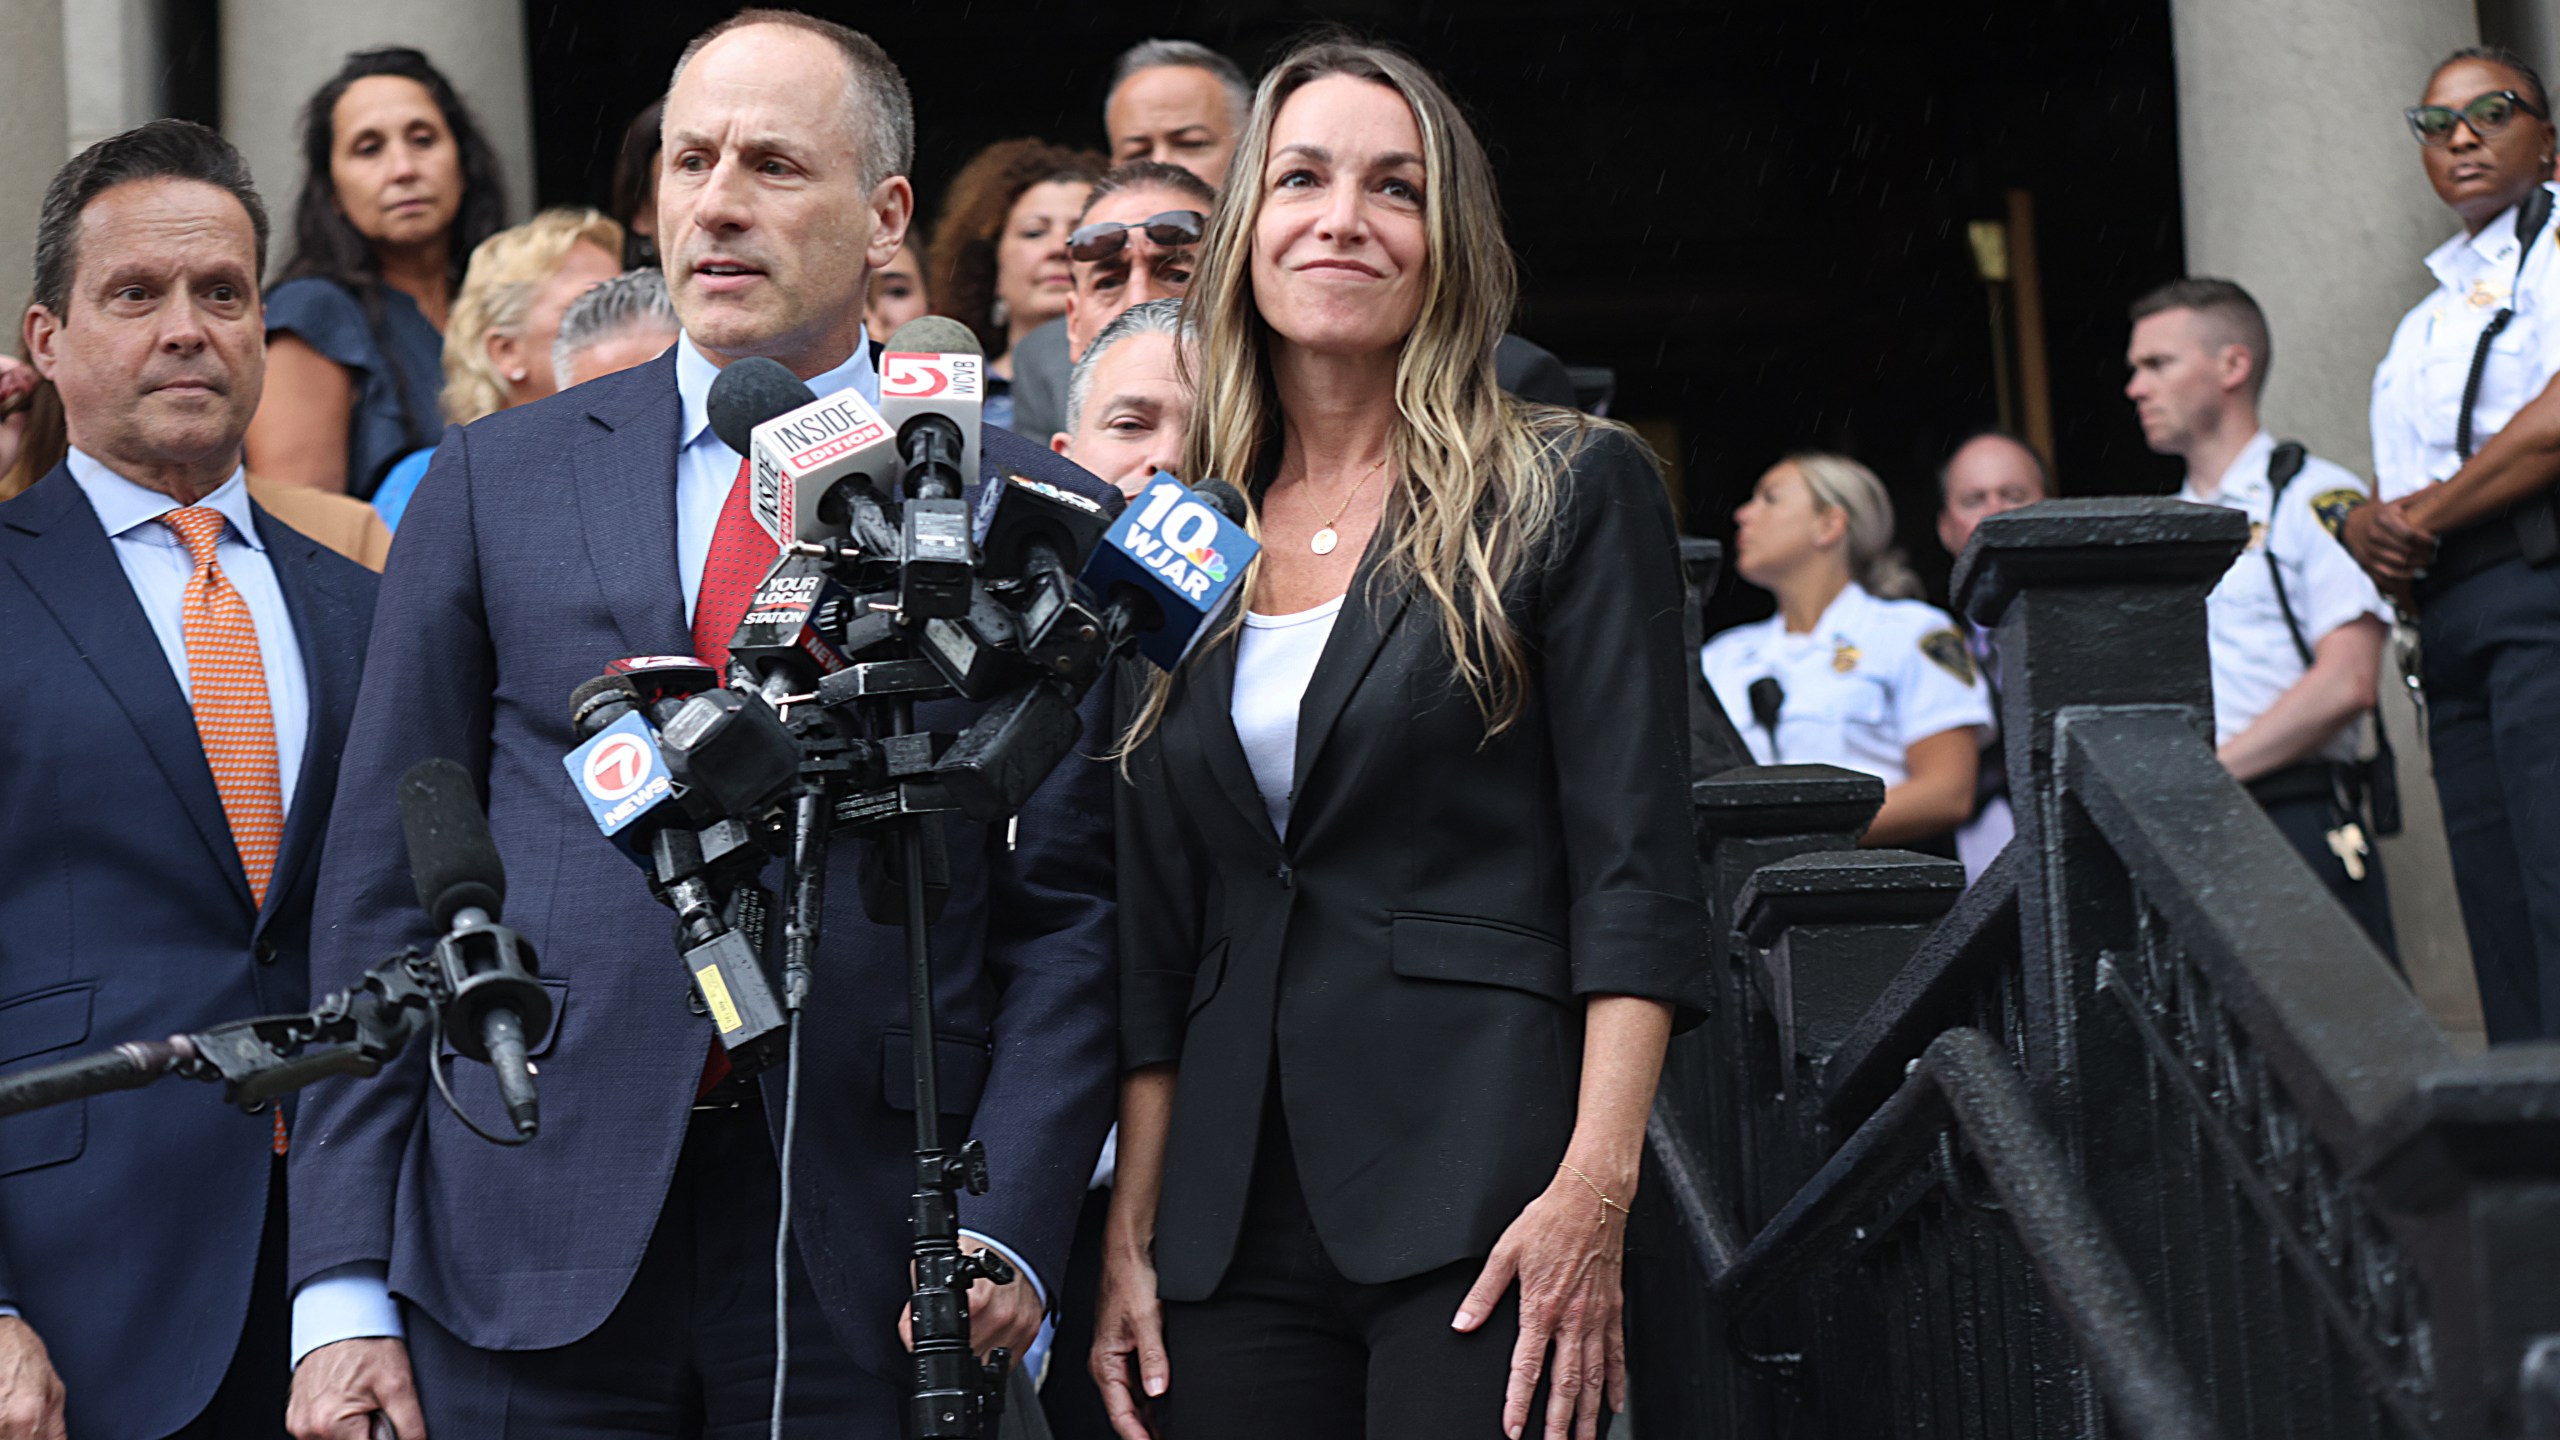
[1701, 582, 1991, 786]
[1231, 596, 1344, 836]
[2180, 432, 2391, 763]
[2372, 183, 2560, 502]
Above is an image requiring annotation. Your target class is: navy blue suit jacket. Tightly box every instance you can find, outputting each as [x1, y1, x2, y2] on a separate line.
[0, 466, 375, 1439]
[286, 350, 1119, 1380]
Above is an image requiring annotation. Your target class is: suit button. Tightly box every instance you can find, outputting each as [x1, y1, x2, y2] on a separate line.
[254, 939, 279, 965]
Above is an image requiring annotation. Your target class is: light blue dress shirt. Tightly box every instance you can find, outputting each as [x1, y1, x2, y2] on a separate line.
[0, 457, 313, 1327]
[674, 330, 876, 622]
[295, 330, 1048, 1366]
[64, 451, 310, 812]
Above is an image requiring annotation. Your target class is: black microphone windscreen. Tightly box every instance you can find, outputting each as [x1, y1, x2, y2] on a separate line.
[568, 674, 640, 734]
[399, 758, 506, 929]
[886, 315, 984, 358]
[1196, 477, 1250, 525]
[1747, 677, 1785, 732]
[706, 356, 817, 456]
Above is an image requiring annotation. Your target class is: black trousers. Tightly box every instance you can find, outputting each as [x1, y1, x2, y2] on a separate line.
[2422, 555, 2560, 1041]
[1157, 1107, 1589, 1440]
[163, 1159, 289, 1439]
[2254, 789, 2397, 962]
[405, 1098, 900, 1437]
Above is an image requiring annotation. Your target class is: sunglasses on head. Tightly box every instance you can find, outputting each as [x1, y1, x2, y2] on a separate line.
[1068, 210, 1207, 263]
[2406, 89, 2550, 146]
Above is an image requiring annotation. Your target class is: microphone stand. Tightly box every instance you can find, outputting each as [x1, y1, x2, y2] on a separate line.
[0, 927, 542, 1144]
[889, 691, 1016, 1439]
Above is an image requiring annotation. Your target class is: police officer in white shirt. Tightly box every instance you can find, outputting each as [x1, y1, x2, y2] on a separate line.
[1704, 452, 1992, 850]
[2340, 46, 2560, 1039]
[2127, 278, 2396, 953]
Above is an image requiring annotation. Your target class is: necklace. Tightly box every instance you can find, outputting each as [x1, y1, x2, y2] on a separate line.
[1308, 455, 1389, 556]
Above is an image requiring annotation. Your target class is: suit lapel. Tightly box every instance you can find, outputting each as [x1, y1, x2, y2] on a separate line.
[255, 503, 361, 934]
[1, 467, 251, 911]
[1289, 546, 1413, 803]
[1181, 636, 1279, 846]
[573, 350, 692, 658]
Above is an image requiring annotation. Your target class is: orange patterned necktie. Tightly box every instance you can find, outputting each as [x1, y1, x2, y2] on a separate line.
[162, 506, 284, 909]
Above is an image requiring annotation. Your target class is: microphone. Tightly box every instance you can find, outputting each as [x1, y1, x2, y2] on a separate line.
[728, 552, 855, 696]
[1747, 676, 1785, 763]
[711, 356, 904, 548]
[881, 318, 982, 619]
[398, 759, 547, 1139]
[976, 475, 1123, 679]
[1078, 470, 1263, 669]
[879, 316, 984, 499]
[560, 678, 796, 1081]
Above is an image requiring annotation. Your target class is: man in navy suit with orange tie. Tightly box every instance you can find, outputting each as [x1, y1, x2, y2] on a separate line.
[284, 12, 1119, 1437]
[0, 121, 377, 1438]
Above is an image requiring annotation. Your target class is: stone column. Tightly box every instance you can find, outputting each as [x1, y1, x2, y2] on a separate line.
[221, 0, 535, 270]
[0, 4, 68, 313]
[2169, 0, 2485, 1043]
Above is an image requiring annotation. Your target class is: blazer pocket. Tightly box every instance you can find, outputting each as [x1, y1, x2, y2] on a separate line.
[1186, 938, 1233, 1018]
[883, 1030, 992, 1115]
[438, 978, 569, 1059]
[0, 983, 93, 1176]
[1389, 913, 1572, 1005]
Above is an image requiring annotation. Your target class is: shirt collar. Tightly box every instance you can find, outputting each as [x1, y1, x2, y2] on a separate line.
[1795, 580, 1871, 640]
[675, 328, 877, 455]
[64, 448, 261, 549]
[2182, 429, 2275, 505]
[2427, 182, 2560, 290]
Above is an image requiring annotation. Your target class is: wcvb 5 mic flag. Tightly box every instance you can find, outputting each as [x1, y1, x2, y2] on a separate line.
[880, 347, 983, 491]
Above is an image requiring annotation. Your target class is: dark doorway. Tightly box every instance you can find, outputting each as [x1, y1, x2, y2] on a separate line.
[524, 0, 2186, 621]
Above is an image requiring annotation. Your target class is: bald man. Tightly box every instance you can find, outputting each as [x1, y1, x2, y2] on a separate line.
[1936, 431, 2048, 879]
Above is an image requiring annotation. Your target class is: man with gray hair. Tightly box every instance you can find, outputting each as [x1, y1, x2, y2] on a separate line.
[551, 267, 680, 389]
[1050, 298, 1190, 498]
[1104, 38, 1252, 187]
[284, 10, 1119, 1436]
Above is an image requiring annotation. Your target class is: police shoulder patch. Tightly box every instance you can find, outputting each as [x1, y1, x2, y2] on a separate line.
[1920, 627, 1975, 685]
[2309, 487, 2366, 542]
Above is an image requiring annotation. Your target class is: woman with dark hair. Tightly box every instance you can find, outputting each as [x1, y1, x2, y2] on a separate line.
[245, 47, 506, 497]
[608, 98, 664, 269]
[925, 138, 1102, 429]
[1091, 37, 1703, 1440]
[2343, 45, 2560, 1041]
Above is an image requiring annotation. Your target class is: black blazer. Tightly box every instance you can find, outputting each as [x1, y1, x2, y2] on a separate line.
[1120, 426, 1709, 1302]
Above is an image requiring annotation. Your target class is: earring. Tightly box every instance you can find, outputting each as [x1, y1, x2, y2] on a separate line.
[991, 297, 1010, 328]
[508, 369, 527, 384]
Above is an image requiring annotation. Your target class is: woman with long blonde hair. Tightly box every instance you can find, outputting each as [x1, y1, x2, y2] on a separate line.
[1701, 452, 1988, 850]
[1093, 38, 1702, 1440]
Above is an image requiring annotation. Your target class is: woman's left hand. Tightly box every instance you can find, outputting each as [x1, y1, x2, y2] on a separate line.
[1453, 1165, 1630, 1440]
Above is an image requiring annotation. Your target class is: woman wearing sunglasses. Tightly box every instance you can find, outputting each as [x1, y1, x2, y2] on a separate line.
[2344, 45, 2560, 1044]
[1091, 36, 1703, 1440]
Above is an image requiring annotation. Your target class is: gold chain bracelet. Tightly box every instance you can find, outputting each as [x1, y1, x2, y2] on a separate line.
[1558, 1161, 1631, 1227]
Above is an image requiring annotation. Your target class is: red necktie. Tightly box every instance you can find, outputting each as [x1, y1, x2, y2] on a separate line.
[693, 456, 776, 671]
[688, 457, 776, 1097]
[163, 507, 292, 1153]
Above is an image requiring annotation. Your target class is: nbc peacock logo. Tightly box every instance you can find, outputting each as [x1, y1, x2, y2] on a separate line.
[1181, 539, 1228, 583]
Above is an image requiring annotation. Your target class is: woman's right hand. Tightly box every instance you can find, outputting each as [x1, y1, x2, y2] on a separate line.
[1090, 1242, 1170, 1440]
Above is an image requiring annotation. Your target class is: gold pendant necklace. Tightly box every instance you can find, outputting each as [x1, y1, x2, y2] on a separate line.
[1309, 454, 1389, 556]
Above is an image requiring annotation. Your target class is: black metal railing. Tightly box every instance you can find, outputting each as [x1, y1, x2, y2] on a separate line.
[1632, 499, 2560, 1439]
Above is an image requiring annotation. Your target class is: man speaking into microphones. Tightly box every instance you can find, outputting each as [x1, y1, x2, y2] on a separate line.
[284, 12, 1120, 1437]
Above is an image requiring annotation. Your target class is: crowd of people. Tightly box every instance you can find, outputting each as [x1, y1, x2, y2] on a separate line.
[0, 10, 2553, 1440]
